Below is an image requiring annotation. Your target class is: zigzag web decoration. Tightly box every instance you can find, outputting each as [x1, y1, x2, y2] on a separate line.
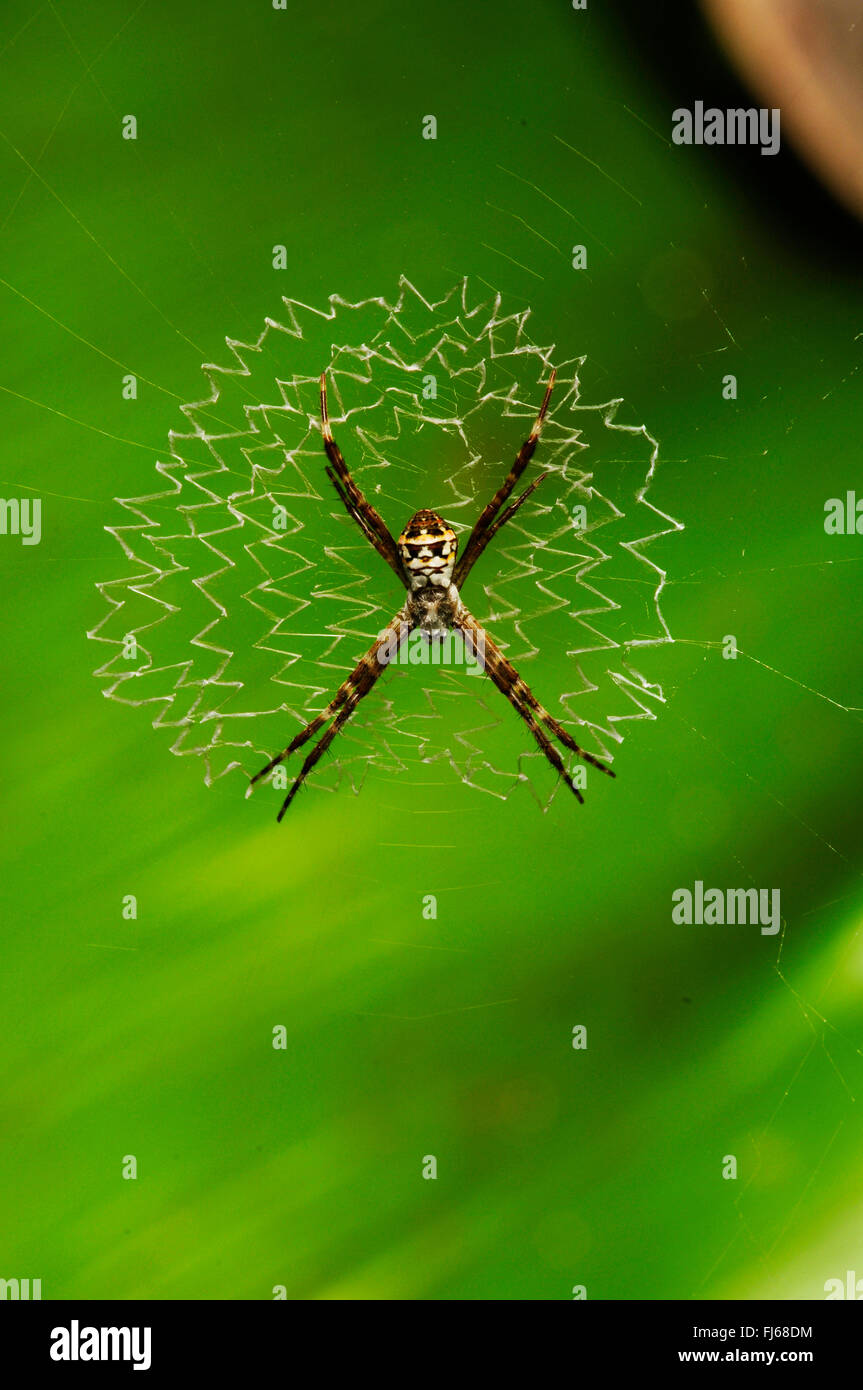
[88, 277, 683, 807]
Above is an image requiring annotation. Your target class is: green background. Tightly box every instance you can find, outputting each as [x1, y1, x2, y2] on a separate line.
[2, 0, 863, 1300]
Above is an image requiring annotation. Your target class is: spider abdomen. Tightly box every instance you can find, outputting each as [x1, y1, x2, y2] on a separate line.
[398, 509, 458, 591]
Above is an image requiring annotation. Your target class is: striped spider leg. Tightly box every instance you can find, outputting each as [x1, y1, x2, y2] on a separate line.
[455, 610, 614, 803]
[318, 373, 405, 583]
[454, 369, 556, 588]
[249, 607, 410, 820]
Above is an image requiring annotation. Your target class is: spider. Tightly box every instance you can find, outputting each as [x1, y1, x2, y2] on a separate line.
[250, 370, 615, 819]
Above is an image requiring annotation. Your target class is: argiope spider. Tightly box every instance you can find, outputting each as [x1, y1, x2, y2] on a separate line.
[250, 370, 615, 819]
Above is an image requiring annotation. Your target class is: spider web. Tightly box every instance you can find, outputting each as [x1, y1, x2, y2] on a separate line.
[88, 277, 681, 806]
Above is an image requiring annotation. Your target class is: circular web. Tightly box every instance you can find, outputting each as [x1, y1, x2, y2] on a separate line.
[90, 278, 681, 805]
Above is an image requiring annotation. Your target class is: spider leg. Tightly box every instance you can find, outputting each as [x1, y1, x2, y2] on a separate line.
[320, 372, 406, 585]
[500, 681, 586, 802]
[453, 471, 551, 580]
[249, 609, 409, 817]
[512, 678, 614, 777]
[454, 370, 555, 589]
[275, 691, 369, 821]
[248, 708, 331, 790]
[457, 609, 614, 795]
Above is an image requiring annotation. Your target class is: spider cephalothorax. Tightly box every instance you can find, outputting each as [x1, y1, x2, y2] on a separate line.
[250, 369, 615, 819]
